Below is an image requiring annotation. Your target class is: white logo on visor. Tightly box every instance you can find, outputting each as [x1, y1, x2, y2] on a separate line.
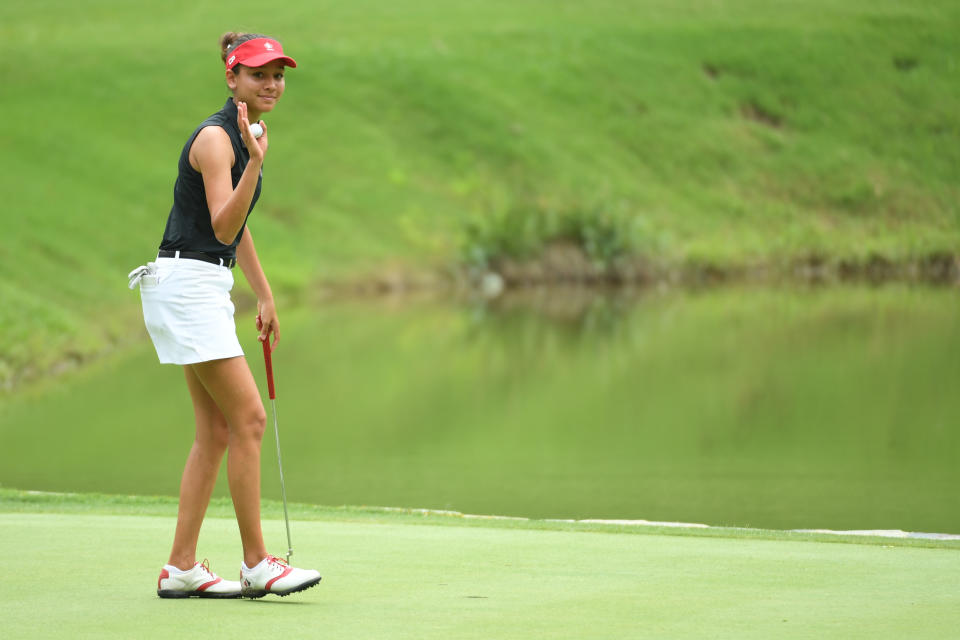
[228, 55, 236, 65]
[264, 42, 274, 50]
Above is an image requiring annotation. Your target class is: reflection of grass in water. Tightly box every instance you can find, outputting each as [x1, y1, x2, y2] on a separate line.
[468, 287, 636, 348]
[1, 287, 958, 532]
[287, 286, 960, 531]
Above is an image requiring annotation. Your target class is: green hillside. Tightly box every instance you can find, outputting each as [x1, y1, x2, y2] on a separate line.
[1, 0, 958, 386]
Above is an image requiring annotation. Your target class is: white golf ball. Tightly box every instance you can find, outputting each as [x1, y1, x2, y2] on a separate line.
[250, 122, 264, 138]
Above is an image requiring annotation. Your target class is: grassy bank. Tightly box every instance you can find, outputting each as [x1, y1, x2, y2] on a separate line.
[1, 0, 958, 384]
[2, 491, 959, 639]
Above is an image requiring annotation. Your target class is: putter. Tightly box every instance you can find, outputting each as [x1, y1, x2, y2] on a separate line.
[260, 323, 294, 564]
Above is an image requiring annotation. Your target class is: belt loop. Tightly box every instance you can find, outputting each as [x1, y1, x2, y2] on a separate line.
[174, 250, 181, 259]
[218, 257, 224, 267]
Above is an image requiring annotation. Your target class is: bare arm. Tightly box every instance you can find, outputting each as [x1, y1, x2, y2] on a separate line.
[190, 101, 267, 245]
[237, 227, 278, 347]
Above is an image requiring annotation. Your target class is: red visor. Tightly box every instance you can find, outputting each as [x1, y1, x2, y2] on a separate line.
[225, 38, 298, 70]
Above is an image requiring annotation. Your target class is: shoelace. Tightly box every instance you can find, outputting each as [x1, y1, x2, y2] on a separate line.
[197, 559, 215, 578]
[267, 555, 289, 571]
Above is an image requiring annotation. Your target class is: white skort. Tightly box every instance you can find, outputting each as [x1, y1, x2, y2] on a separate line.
[130, 256, 244, 365]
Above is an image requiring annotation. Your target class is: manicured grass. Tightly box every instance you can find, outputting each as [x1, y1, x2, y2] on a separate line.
[1, 492, 959, 639]
[3, 489, 958, 549]
[1, 0, 958, 385]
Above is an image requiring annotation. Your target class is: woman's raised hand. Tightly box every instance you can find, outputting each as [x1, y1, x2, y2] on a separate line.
[237, 101, 268, 161]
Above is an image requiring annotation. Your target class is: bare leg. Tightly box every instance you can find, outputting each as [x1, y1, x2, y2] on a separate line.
[189, 356, 269, 569]
[167, 365, 231, 570]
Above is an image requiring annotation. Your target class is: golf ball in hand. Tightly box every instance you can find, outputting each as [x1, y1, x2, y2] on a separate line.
[250, 122, 264, 138]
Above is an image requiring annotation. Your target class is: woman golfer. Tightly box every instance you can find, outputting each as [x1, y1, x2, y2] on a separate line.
[129, 32, 320, 598]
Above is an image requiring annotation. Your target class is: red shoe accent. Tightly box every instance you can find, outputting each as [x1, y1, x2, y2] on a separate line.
[265, 566, 293, 591]
[197, 577, 222, 592]
[158, 569, 170, 590]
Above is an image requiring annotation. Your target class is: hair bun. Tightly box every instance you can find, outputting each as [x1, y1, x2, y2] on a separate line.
[220, 32, 242, 62]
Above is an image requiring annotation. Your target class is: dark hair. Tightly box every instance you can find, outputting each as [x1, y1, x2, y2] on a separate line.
[220, 31, 271, 65]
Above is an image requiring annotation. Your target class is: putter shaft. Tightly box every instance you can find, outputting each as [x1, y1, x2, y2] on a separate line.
[269, 396, 293, 564]
[261, 332, 293, 564]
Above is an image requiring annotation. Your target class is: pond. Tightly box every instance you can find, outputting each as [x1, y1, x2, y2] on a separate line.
[1, 285, 957, 532]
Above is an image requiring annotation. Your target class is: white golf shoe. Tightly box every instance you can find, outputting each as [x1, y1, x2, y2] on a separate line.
[157, 560, 242, 598]
[240, 555, 322, 598]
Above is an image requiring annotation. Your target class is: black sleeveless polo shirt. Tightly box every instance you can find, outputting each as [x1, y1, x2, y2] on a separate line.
[158, 98, 262, 261]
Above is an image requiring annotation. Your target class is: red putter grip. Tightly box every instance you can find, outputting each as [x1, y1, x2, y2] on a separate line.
[262, 338, 276, 400]
[258, 314, 276, 399]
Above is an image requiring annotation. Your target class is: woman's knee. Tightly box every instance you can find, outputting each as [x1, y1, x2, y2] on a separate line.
[210, 422, 232, 451]
[231, 403, 267, 443]
[196, 418, 230, 453]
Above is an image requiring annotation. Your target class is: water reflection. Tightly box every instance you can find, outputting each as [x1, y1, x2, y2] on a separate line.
[1, 285, 957, 532]
[293, 285, 958, 531]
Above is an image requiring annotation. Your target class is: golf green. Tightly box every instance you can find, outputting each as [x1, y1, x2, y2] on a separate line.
[1, 508, 958, 638]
